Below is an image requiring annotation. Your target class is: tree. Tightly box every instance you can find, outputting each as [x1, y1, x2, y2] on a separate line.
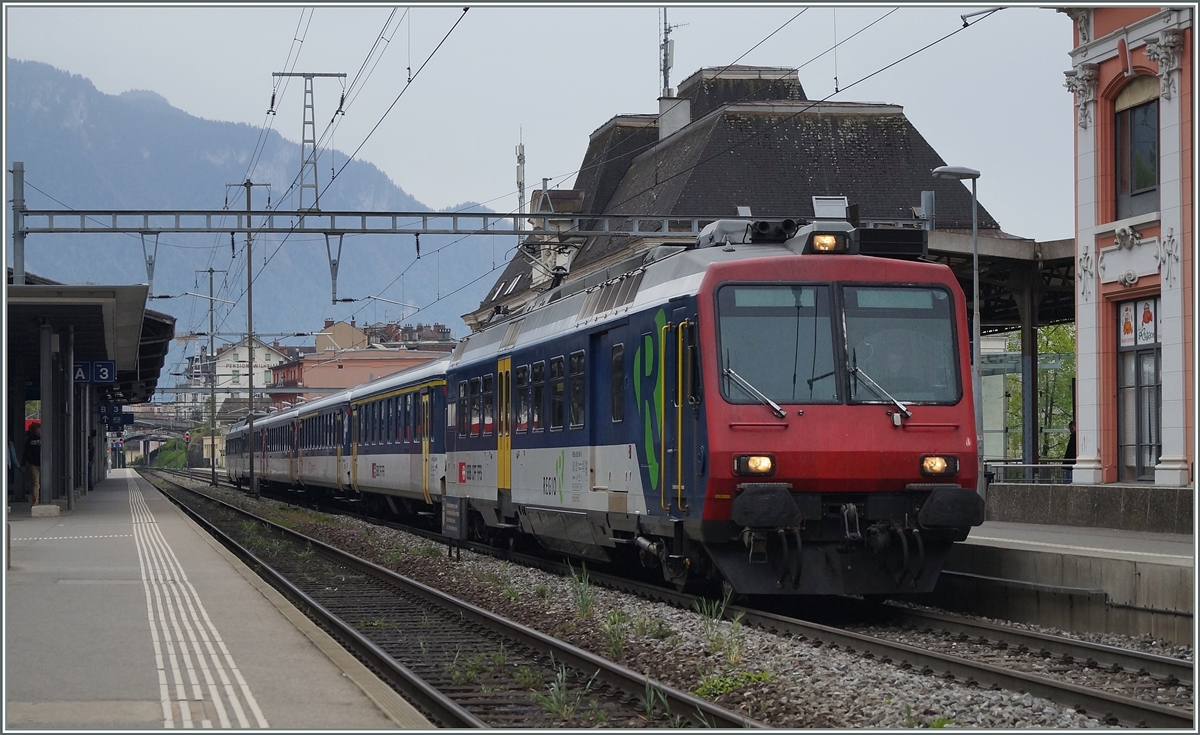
[1004, 324, 1076, 461]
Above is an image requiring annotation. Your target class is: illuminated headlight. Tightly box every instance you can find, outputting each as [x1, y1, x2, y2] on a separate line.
[811, 233, 844, 252]
[920, 455, 959, 476]
[734, 454, 775, 476]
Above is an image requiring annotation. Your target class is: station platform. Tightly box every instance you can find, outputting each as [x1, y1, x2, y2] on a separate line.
[931, 519, 1195, 647]
[4, 469, 430, 730]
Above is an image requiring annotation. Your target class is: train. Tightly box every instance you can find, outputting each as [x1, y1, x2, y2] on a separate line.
[226, 216, 985, 596]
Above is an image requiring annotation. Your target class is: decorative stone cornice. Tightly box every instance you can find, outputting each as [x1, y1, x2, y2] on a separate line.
[1156, 228, 1180, 287]
[1145, 29, 1184, 100]
[1078, 244, 1094, 301]
[1057, 8, 1092, 46]
[1064, 63, 1099, 129]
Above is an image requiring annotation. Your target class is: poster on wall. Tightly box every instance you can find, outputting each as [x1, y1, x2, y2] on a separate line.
[1119, 302, 1137, 348]
[1136, 299, 1157, 345]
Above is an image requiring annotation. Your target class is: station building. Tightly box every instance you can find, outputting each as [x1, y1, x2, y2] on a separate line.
[1061, 6, 1193, 487]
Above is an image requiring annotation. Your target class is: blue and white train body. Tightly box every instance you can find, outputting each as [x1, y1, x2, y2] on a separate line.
[227, 218, 985, 596]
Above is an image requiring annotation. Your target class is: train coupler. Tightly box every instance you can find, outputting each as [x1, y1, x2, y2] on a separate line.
[742, 530, 768, 564]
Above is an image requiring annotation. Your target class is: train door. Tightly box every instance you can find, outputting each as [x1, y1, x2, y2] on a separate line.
[335, 410, 345, 491]
[497, 357, 512, 491]
[290, 419, 299, 484]
[420, 390, 433, 504]
[590, 328, 629, 507]
[350, 405, 360, 493]
[662, 306, 701, 516]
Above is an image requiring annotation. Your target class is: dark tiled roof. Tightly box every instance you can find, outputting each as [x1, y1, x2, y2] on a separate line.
[678, 67, 807, 120]
[574, 117, 661, 218]
[471, 98, 1002, 321]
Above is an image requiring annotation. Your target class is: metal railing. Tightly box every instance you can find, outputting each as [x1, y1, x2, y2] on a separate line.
[984, 459, 1075, 484]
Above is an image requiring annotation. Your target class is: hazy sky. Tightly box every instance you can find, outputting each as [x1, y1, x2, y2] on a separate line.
[5, 3, 1076, 242]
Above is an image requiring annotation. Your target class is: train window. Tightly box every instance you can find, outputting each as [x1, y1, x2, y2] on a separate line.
[406, 394, 414, 442]
[550, 357, 565, 430]
[717, 284, 838, 404]
[844, 286, 959, 404]
[482, 374, 495, 435]
[470, 377, 482, 437]
[611, 345, 625, 422]
[457, 382, 469, 437]
[569, 352, 585, 429]
[515, 365, 529, 433]
[531, 362, 545, 432]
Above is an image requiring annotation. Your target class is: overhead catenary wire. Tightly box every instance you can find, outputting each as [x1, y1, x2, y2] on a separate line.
[217, 7, 998, 341]
[211, 8, 470, 337]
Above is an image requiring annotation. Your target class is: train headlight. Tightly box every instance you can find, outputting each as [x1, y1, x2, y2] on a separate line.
[811, 233, 845, 253]
[920, 455, 959, 476]
[734, 454, 775, 476]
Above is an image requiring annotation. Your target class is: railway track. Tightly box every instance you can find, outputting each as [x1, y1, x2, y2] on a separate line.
[142, 469, 760, 728]
[879, 605, 1193, 685]
[160, 468, 1194, 728]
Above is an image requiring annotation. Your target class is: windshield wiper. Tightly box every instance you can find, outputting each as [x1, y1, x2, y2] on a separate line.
[851, 366, 911, 419]
[724, 368, 786, 418]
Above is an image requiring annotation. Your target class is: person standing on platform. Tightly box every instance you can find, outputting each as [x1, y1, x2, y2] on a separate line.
[21, 422, 42, 506]
[1063, 421, 1077, 484]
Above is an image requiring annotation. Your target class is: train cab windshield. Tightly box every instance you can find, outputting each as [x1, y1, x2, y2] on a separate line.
[716, 283, 960, 406]
[843, 286, 959, 404]
[717, 284, 838, 403]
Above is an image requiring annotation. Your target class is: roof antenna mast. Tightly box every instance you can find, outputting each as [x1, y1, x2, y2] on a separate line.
[660, 8, 686, 96]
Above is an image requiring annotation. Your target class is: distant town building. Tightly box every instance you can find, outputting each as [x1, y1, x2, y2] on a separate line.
[269, 348, 448, 408]
[316, 318, 368, 352]
[268, 319, 455, 408]
[363, 321, 456, 352]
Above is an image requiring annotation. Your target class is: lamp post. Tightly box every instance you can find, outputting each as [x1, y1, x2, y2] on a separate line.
[931, 165, 983, 495]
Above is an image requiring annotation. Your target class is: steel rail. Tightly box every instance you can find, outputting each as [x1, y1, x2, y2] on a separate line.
[145, 470, 762, 729]
[887, 606, 1193, 686]
[149, 473, 484, 728]
[162, 468, 1193, 728]
[728, 605, 1193, 729]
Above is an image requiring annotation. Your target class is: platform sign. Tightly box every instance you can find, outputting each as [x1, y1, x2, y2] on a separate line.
[120, 412, 136, 425]
[442, 496, 467, 540]
[99, 402, 115, 425]
[74, 362, 117, 384]
[93, 361, 116, 384]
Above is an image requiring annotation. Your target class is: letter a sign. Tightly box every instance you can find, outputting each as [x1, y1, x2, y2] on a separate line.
[74, 363, 92, 382]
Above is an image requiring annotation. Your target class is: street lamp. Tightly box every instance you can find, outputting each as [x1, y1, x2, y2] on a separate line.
[931, 165, 983, 496]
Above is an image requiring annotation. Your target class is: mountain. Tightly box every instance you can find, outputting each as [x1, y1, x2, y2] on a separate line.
[5, 60, 507, 362]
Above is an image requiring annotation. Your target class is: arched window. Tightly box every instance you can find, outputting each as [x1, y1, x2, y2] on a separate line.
[1114, 75, 1159, 220]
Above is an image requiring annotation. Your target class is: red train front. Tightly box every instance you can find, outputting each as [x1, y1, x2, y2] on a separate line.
[683, 220, 983, 596]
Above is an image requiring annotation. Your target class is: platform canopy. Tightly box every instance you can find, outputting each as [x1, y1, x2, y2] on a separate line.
[6, 270, 175, 403]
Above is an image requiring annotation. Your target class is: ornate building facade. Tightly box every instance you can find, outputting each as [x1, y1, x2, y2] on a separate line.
[1062, 7, 1193, 485]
